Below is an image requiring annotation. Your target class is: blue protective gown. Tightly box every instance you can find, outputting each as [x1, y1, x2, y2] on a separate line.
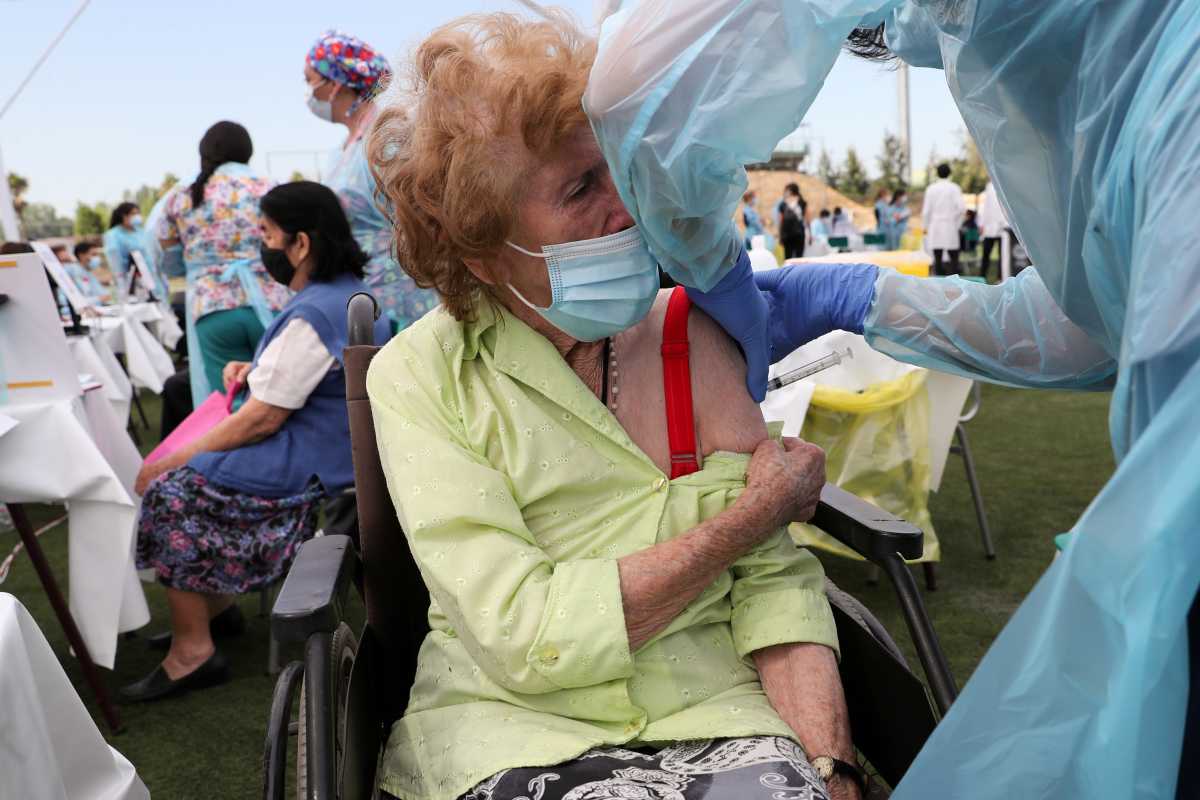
[585, 1, 1200, 796]
[322, 136, 438, 331]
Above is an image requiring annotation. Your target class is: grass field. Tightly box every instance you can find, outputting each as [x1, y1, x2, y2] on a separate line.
[3, 383, 1114, 798]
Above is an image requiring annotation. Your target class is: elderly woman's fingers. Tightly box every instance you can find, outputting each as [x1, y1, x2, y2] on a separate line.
[743, 437, 826, 533]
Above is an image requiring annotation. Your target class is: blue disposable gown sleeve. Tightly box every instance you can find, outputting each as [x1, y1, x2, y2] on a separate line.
[863, 267, 1116, 389]
[584, 0, 900, 292]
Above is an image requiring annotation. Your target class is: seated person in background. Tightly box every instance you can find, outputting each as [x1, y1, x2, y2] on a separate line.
[365, 13, 860, 800]
[810, 208, 833, 239]
[830, 207, 857, 238]
[66, 241, 108, 299]
[123, 181, 391, 702]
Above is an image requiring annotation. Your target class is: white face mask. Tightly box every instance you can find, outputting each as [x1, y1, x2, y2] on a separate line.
[306, 84, 336, 123]
[505, 226, 660, 342]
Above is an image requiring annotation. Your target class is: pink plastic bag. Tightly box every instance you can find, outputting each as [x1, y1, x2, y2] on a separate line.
[144, 384, 240, 464]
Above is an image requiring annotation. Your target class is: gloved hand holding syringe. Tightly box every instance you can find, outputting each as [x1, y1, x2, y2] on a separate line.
[765, 348, 853, 392]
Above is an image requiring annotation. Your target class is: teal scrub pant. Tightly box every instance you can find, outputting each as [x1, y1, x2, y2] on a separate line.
[194, 306, 266, 397]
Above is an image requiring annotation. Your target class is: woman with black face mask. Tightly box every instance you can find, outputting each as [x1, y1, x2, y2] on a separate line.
[155, 120, 292, 407]
[124, 181, 392, 703]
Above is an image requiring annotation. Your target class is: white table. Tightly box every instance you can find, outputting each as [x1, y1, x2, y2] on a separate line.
[0, 392, 150, 668]
[0, 594, 148, 800]
[68, 337, 133, 427]
[116, 301, 183, 350]
[83, 310, 175, 394]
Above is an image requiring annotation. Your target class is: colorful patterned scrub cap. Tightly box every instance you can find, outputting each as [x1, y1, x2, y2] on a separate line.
[306, 30, 391, 95]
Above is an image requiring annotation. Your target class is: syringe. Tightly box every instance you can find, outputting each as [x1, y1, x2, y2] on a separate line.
[765, 348, 853, 392]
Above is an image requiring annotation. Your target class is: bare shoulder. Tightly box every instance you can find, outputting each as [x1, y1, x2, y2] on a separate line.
[684, 302, 769, 456]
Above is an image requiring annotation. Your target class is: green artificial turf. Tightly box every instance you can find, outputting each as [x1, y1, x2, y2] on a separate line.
[2, 383, 1114, 798]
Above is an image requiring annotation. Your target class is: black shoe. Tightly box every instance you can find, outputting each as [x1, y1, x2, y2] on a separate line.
[146, 603, 246, 651]
[119, 649, 230, 703]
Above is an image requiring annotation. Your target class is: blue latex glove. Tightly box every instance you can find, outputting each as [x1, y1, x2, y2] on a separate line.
[755, 261, 879, 355]
[686, 252, 879, 400]
[684, 249, 772, 401]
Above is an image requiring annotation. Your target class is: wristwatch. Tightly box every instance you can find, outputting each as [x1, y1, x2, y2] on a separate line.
[810, 755, 869, 795]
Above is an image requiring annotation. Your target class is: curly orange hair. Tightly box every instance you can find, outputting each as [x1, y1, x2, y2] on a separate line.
[368, 11, 596, 321]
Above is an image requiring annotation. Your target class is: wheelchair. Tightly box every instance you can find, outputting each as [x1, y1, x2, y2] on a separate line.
[263, 294, 958, 800]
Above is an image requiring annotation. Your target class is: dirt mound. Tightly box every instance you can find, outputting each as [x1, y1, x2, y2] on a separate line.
[742, 171, 877, 233]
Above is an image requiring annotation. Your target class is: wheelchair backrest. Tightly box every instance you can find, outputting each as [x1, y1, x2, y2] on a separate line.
[345, 293, 431, 724]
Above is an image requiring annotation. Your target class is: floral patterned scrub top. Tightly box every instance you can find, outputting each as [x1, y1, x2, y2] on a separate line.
[366, 302, 838, 800]
[325, 134, 439, 330]
[155, 162, 291, 322]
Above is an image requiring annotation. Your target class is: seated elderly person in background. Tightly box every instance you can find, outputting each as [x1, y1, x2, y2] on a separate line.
[123, 181, 391, 703]
[365, 13, 862, 800]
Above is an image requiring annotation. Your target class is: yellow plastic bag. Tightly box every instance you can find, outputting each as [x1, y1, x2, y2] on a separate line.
[790, 369, 940, 562]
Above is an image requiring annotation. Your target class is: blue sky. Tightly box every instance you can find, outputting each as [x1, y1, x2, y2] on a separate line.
[2, 1, 965, 216]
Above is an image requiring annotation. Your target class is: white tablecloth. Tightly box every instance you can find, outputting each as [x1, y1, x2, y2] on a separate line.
[0, 594, 148, 800]
[117, 301, 183, 350]
[68, 337, 133, 427]
[83, 311, 174, 394]
[0, 392, 149, 668]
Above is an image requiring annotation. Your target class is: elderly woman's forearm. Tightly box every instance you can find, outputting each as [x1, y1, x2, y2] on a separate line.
[618, 498, 771, 652]
[754, 642, 853, 763]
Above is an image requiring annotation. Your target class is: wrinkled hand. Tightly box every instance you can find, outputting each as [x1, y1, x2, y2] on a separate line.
[222, 361, 252, 393]
[825, 775, 863, 800]
[135, 459, 172, 496]
[743, 436, 826, 533]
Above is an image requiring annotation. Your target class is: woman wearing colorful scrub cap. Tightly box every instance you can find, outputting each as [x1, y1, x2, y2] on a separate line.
[304, 30, 438, 333]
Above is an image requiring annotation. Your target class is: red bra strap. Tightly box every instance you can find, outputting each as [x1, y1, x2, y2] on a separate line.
[662, 286, 700, 478]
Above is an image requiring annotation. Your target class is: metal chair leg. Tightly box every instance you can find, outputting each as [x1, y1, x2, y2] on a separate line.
[953, 423, 996, 560]
[879, 553, 957, 716]
[922, 561, 938, 591]
[131, 389, 150, 430]
[269, 632, 282, 676]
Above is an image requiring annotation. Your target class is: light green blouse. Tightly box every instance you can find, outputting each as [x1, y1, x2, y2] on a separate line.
[366, 302, 838, 800]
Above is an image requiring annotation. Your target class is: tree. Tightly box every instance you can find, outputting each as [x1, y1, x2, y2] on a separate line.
[289, 170, 307, 182]
[838, 147, 871, 200]
[949, 130, 989, 194]
[74, 202, 107, 236]
[20, 202, 73, 239]
[920, 145, 939, 188]
[124, 172, 181, 215]
[7, 172, 29, 215]
[817, 148, 839, 188]
[875, 132, 909, 193]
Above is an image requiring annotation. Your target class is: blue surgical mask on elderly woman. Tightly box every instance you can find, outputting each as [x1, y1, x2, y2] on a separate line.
[505, 226, 659, 342]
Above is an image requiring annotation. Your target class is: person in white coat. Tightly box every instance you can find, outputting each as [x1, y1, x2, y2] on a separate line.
[977, 180, 1009, 280]
[922, 163, 966, 275]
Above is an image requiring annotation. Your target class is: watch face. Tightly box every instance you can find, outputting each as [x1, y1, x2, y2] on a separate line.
[811, 756, 835, 780]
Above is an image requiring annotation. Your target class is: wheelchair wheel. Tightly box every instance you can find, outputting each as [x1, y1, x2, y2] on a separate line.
[297, 622, 359, 799]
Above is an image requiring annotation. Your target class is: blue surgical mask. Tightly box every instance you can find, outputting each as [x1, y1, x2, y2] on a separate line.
[506, 226, 659, 342]
[87, 256, 102, 269]
[307, 85, 336, 123]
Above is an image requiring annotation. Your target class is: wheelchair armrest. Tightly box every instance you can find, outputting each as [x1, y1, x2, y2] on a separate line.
[810, 483, 923, 563]
[271, 534, 358, 645]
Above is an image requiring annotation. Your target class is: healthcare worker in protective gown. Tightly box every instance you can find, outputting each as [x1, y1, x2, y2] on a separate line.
[304, 30, 439, 331]
[584, 1, 1199, 797]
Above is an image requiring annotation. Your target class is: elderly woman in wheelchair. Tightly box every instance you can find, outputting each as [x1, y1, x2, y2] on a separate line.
[346, 12, 874, 800]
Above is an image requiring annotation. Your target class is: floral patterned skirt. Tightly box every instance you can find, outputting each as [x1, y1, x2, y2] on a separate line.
[136, 466, 325, 594]
[392, 737, 831, 800]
